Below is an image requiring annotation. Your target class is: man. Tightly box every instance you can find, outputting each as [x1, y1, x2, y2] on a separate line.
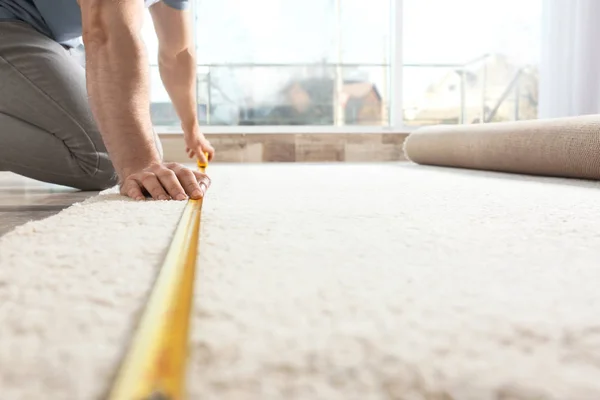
[0, 0, 214, 201]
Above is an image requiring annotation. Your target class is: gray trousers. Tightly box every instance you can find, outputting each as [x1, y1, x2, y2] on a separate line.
[0, 22, 161, 191]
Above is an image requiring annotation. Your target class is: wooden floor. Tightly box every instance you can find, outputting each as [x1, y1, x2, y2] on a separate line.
[0, 172, 97, 236]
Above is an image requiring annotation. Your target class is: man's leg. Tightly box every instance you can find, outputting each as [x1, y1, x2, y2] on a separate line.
[0, 22, 158, 190]
[0, 112, 116, 190]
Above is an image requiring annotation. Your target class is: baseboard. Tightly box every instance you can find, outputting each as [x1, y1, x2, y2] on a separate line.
[160, 132, 409, 163]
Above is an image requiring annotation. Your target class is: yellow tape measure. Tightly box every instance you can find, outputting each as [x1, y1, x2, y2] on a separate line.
[109, 155, 208, 400]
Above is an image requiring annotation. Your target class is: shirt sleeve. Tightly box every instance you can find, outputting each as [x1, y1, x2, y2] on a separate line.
[162, 0, 189, 10]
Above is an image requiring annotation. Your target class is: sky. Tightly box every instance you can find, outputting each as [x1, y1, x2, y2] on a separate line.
[142, 0, 542, 110]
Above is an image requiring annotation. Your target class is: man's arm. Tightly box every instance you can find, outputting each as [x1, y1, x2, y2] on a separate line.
[78, 0, 210, 200]
[149, 1, 215, 163]
[79, 0, 159, 178]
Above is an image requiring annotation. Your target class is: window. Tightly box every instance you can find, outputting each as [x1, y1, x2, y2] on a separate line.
[144, 0, 393, 128]
[143, 0, 542, 130]
[402, 0, 542, 126]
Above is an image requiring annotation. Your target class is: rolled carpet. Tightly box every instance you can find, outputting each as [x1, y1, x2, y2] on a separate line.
[403, 114, 600, 180]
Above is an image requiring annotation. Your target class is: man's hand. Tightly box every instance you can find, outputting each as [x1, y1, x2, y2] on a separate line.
[184, 125, 215, 164]
[120, 162, 210, 201]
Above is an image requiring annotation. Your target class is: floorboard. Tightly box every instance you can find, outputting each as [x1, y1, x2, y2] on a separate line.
[0, 172, 97, 236]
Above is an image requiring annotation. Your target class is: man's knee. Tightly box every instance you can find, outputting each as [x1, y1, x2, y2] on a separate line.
[73, 158, 118, 191]
[72, 172, 117, 191]
[66, 125, 118, 190]
[92, 166, 119, 190]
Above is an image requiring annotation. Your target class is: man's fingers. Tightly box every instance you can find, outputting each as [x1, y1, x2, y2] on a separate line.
[121, 179, 145, 201]
[193, 171, 211, 186]
[174, 167, 202, 199]
[121, 162, 213, 202]
[192, 171, 211, 196]
[156, 168, 187, 201]
[139, 172, 169, 200]
[198, 177, 210, 197]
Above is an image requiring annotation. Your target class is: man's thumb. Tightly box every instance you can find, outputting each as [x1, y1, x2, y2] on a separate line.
[196, 148, 208, 165]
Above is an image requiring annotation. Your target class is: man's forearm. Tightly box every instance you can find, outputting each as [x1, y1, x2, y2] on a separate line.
[158, 48, 198, 132]
[82, 7, 160, 180]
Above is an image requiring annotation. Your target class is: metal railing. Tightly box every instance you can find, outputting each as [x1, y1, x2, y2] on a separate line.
[189, 62, 392, 125]
[148, 55, 536, 126]
[403, 54, 536, 124]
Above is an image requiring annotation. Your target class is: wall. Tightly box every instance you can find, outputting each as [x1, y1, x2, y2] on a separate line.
[160, 133, 408, 163]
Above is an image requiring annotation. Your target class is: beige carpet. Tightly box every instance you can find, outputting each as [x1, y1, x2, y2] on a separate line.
[404, 114, 600, 180]
[1, 164, 600, 399]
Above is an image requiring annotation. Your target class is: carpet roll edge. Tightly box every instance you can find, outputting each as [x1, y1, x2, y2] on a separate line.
[402, 114, 600, 180]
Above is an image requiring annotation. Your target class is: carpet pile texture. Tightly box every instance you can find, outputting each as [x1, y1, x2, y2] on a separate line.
[1, 164, 600, 399]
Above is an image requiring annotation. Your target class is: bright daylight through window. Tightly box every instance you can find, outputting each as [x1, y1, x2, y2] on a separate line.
[142, 0, 542, 129]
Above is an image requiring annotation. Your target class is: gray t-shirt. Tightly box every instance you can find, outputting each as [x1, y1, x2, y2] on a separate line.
[0, 0, 188, 46]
